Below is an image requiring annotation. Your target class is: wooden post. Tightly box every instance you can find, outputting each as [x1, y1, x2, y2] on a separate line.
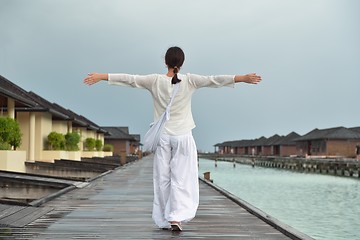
[203, 172, 213, 182]
[120, 151, 127, 166]
[340, 167, 345, 176]
[203, 171, 210, 181]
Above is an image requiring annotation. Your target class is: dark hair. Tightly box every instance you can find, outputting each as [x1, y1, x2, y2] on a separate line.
[165, 46, 185, 84]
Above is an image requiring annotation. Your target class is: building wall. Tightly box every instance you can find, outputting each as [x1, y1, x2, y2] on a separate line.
[129, 142, 137, 155]
[221, 146, 228, 154]
[327, 140, 360, 157]
[256, 146, 262, 155]
[52, 120, 68, 134]
[296, 139, 360, 158]
[280, 145, 297, 157]
[238, 147, 246, 155]
[86, 130, 97, 140]
[218, 147, 224, 154]
[17, 112, 30, 159]
[296, 142, 307, 156]
[104, 139, 129, 156]
[273, 145, 280, 156]
[35, 112, 52, 159]
[262, 146, 272, 156]
[96, 133, 104, 143]
[310, 140, 326, 156]
[17, 112, 53, 160]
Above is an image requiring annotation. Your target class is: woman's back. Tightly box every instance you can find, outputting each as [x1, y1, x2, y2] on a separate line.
[120, 73, 235, 136]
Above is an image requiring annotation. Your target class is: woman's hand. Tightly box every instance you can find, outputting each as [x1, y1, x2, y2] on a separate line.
[235, 73, 262, 84]
[83, 73, 108, 86]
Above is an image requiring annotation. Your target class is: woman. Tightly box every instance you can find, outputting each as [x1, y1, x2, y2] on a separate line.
[83, 46, 262, 231]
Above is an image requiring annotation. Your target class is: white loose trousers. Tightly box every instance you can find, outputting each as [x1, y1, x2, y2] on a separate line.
[152, 131, 199, 228]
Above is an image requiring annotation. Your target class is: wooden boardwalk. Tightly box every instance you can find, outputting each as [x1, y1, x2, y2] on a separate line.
[0, 156, 311, 239]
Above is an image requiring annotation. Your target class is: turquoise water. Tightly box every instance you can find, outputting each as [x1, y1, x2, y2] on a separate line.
[198, 158, 360, 240]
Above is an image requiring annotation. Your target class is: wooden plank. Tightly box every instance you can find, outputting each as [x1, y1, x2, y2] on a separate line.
[0, 205, 52, 227]
[7, 207, 53, 227]
[0, 157, 312, 239]
[0, 204, 11, 212]
[0, 205, 24, 219]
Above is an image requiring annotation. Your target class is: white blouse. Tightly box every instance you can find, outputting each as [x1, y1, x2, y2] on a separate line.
[108, 73, 235, 136]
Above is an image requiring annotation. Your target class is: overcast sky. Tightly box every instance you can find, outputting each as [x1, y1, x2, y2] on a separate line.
[1, 0, 359, 152]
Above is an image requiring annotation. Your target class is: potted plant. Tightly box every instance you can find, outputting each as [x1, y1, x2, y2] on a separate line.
[65, 132, 80, 151]
[95, 139, 103, 151]
[103, 144, 114, 157]
[82, 137, 106, 157]
[0, 117, 22, 150]
[0, 117, 26, 172]
[43, 131, 82, 161]
[47, 131, 65, 150]
[84, 138, 96, 151]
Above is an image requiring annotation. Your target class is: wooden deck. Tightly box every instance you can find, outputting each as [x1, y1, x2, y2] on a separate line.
[0, 156, 312, 239]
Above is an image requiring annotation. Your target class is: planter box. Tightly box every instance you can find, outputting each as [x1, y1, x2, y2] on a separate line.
[103, 151, 113, 157]
[0, 150, 27, 172]
[67, 151, 81, 161]
[41, 151, 81, 162]
[81, 151, 105, 158]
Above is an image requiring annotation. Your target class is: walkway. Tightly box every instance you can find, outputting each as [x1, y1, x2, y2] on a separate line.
[0, 156, 310, 239]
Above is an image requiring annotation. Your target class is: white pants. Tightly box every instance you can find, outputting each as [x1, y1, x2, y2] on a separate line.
[152, 131, 199, 228]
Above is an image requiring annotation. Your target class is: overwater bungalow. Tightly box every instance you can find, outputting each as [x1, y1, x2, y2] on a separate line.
[251, 137, 267, 156]
[215, 126, 360, 159]
[294, 126, 360, 158]
[215, 140, 238, 154]
[261, 134, 282, 156]
[272, 132, 300, 157]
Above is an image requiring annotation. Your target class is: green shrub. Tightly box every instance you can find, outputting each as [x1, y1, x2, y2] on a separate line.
[103, 144, 113, 152]
[95, 139, 103, 151]
[0, 142, 11, 150]
[0, 117, 22, 150]
[47, 132, 65, 150]
[65, 132, 80, 151]
[84, 138, 96, 151]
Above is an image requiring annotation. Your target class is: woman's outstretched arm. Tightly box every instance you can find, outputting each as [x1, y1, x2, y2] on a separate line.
[188, 73, 262, 89]
[83, 73, 108, 86]
[234, 73, 262, 84]
[84, 72, 156, 89]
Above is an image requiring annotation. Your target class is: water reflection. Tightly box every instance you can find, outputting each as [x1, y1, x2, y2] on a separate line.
[198, 158, 360, 240]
